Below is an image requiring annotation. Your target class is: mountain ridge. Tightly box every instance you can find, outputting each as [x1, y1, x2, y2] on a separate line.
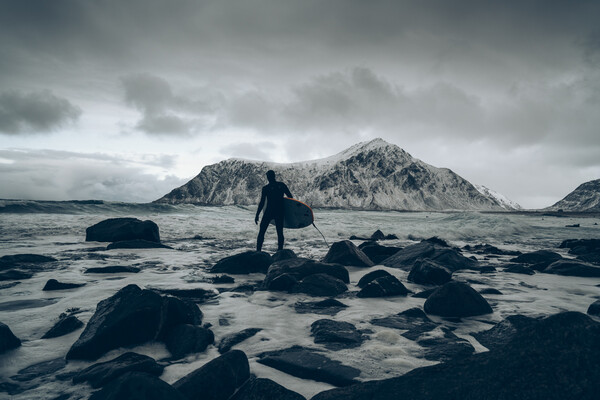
[546, 179, 600, 212]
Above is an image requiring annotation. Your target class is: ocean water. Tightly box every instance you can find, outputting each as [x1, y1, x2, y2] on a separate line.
[0, 201, 599, 399]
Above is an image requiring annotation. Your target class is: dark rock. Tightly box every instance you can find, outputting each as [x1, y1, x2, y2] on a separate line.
[0, 254, 57, 270]
[0, 269, 33, 281]
[66, 284, 201, 360]
[383, 241, 477, 272]
[424, 236, 450, 247]
[357, 242, 401, 264]
[322, 240, 374, 268]
[559, 238, 600, 251]
[407, 259, 452, 285]
[10, 357, 66, 382]
[462, 244, 520, 256]
[414, 327, 474, 362]
[478, 266, 497, 273]
[165, 324, 214, 359]
[173, 350, 250, 400]
[311, 319, 366, 350]
[0, 321, 21, 353]
[153, 287, 217, 303]
[292, 273, 348, 297]
[85, 266, 140, 274]
[264, 258, 350, 291]
[231, 377, 305, 400]
[294, 299, 348, 315]
[107, 240, 172, 250]
[211, 275, 235, 284]
[258, 346, 360, 387]
[218, 328, 262, 354]
[86, 218, 160, 243]
[503, 264, 535, 275]
[73, 352, 164, 388]
[510, 250, 562, 265]
[371, 308, 437, 334]
[312, 312, 600, 400]
[89, 371, 186, 400]
[272, 249, 297, 262]
[587, 299, 600, 316]
[0, 282, 20, 290]
[211, 251, 273, 274]
[577, 251, 600, 265]
[544, 259, 600, 277]
[357, 269, 392, 288]
[370, 230, 385, 241]
[357, 275, 408, 298]
[424, 282, 493, 318]
[0, 381, 23, 395]
[0, 298, 59, 311]
[411, 288, 436, 298]
[473, 315, 538, 350]
[42, 315, 84, 338]
[43, 279, 86, 291]
[479, 288, 503, 295]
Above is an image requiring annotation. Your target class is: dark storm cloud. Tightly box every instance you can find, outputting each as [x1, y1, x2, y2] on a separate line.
[0, 90, 81, 134]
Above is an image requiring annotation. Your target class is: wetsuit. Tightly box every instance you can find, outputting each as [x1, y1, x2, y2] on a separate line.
[256, 181, 292, 251]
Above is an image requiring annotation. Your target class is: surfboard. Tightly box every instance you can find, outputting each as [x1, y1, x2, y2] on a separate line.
[270, 198, 314, 229]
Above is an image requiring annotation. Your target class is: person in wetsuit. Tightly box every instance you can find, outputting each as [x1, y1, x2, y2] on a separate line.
[255, 170, 293, 252]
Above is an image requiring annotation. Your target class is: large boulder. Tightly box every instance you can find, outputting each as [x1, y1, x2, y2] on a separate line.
[231, 377, 305, 400]
[173, 350, 250, 400]
[89, 371, 186, 400]
[311, 319, 366, 350]
[357, 275, 409, 298]
[211, 251, 273, 274]
[86, 218, 160, 243]
[264, 258, 349, 291]
[544, 259, 600, 277]
[291, 273, 348, 297]
[588, 299, 600, 316]
[0, 322, 21, 353]
[357, 269, 393, 288]
[407, 259, 452, 285]
[510, 250, 562, 267]
[357, 242, 401, 264]
[312, 312, 600, 400]
[66, 285, 202, 360]
[322, 241, 374, 268]
[73, 352, 164, 388]
[424, 282, 493, 318]
[42, 315, 84, 339]
[383, 241, 477, 272]
[559, 238, 600, 253]
[164, 324, 214, 359]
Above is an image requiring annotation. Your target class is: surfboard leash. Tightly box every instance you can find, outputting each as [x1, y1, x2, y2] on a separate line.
[312, 222, 330, 248]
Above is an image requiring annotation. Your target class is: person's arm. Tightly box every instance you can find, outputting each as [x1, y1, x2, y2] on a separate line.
[255, 188, 266, 224]
[283, 183, 293, 199]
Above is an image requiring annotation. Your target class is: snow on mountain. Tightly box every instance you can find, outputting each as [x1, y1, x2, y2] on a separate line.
[474, 184, 522, 210]
[545, 179, 600, 212]
[155, 138, 516, 211]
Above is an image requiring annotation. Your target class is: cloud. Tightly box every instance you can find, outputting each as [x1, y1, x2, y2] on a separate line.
[0, 149, 186, 202]
[0, 90, 81, 134]
[220, 141, 276, 161]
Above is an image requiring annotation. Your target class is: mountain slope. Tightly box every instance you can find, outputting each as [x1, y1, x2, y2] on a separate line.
[546, 179, 600, 212]
[155, 139, 518, 211]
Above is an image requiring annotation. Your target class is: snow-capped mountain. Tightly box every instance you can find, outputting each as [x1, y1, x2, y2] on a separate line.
[474, 184, 522, 210]
[546, 179, 600, 212]
[155, 138, 518, 211]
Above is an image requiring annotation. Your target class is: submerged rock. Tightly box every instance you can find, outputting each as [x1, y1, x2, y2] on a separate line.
[89, 371, 186, 400]
[43, 279, 86, 291]
[42, 315, 84, 339]
[73, 352, 164, 388]
[424, 281, 493, 318]
[86, 218, 160, 243]
[165, 324, 214, 359]
[0, 270, 33, 281]
[173, 350, 250, 400]
[211, 251, 273, 274]
[462, 244, 520, 256]
[218, 328, 262, 354]
[231, 377, 306, 400]
[407, 259, 452, 285]
[258, 346, 360, 387]
[84, 266, 140, 274]
[294, 299, 348, 316]
[106, 240, 172, 250]
[0, 322, 21, 353]
[357, 275, 408, 298]
[10, 358, 66, 382]
[311, 319, 366, 350]
[503, 264, 535, 275]
[0, 254, 57, 270]
[544, 259, 600, 277]
[322, 240, 374, 268]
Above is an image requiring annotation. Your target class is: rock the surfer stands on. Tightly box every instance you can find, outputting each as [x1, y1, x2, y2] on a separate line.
[255, 170, 293, 252]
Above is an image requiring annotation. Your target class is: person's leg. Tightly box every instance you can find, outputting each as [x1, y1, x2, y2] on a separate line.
[257, 214, 271, 252]
[275, 214, 284, 250]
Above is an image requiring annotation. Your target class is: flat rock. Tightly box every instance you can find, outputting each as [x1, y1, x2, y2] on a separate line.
[173, 350, 250, 400]
[357, 242, 401, 264]
[0, 269, 34, 281]
[86, 218, 160, 243]
[312, 312, 600, 400]
[322, 240, 374, 268]
[165, 324, 214, 359]
[294, 299, 348, 316]
[383, 241, 477, 272]
[258, 346, 360, 387]
[211, 251, 273, 274]
[73, 352, 164, 388]
[291, 273, 348, 297]
[544, 259, 600, 277]
[153, 287, 217, 303]
[10, 358, 66, 382]
[311, 319, 366, 350]
[264, 258, 349, 291]
[89, 371, 186, 400]
[0, 254, 57, 270]
[107, 240, 173, 250]
[357, 275, 408, 298]
[42, 315, 84, 339]
[407, 259, 452, 285]
[424, 281, 493, 318]
[510, 250, 562, 266]
[43, 279, 86, 291]
[503, 264, 535, 275]
[371, 308, 437, 334]
[231, 377, 305, 400]
[587, 299, 600, 316]
[0, 298, 59, 311]
[218, 328, 262, 354]
[85, 266, 140, 274]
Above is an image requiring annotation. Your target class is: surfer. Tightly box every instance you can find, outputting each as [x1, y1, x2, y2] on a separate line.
[255, 170, 293, 252]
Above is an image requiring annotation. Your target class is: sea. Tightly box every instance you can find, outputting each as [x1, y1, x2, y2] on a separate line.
[1, 199, 599, 399]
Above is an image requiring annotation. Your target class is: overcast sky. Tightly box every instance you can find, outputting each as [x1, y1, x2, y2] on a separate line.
[1, 0, 599, 208]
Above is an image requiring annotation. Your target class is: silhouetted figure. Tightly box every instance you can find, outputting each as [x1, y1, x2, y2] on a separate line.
[255, 170, 293, 251]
